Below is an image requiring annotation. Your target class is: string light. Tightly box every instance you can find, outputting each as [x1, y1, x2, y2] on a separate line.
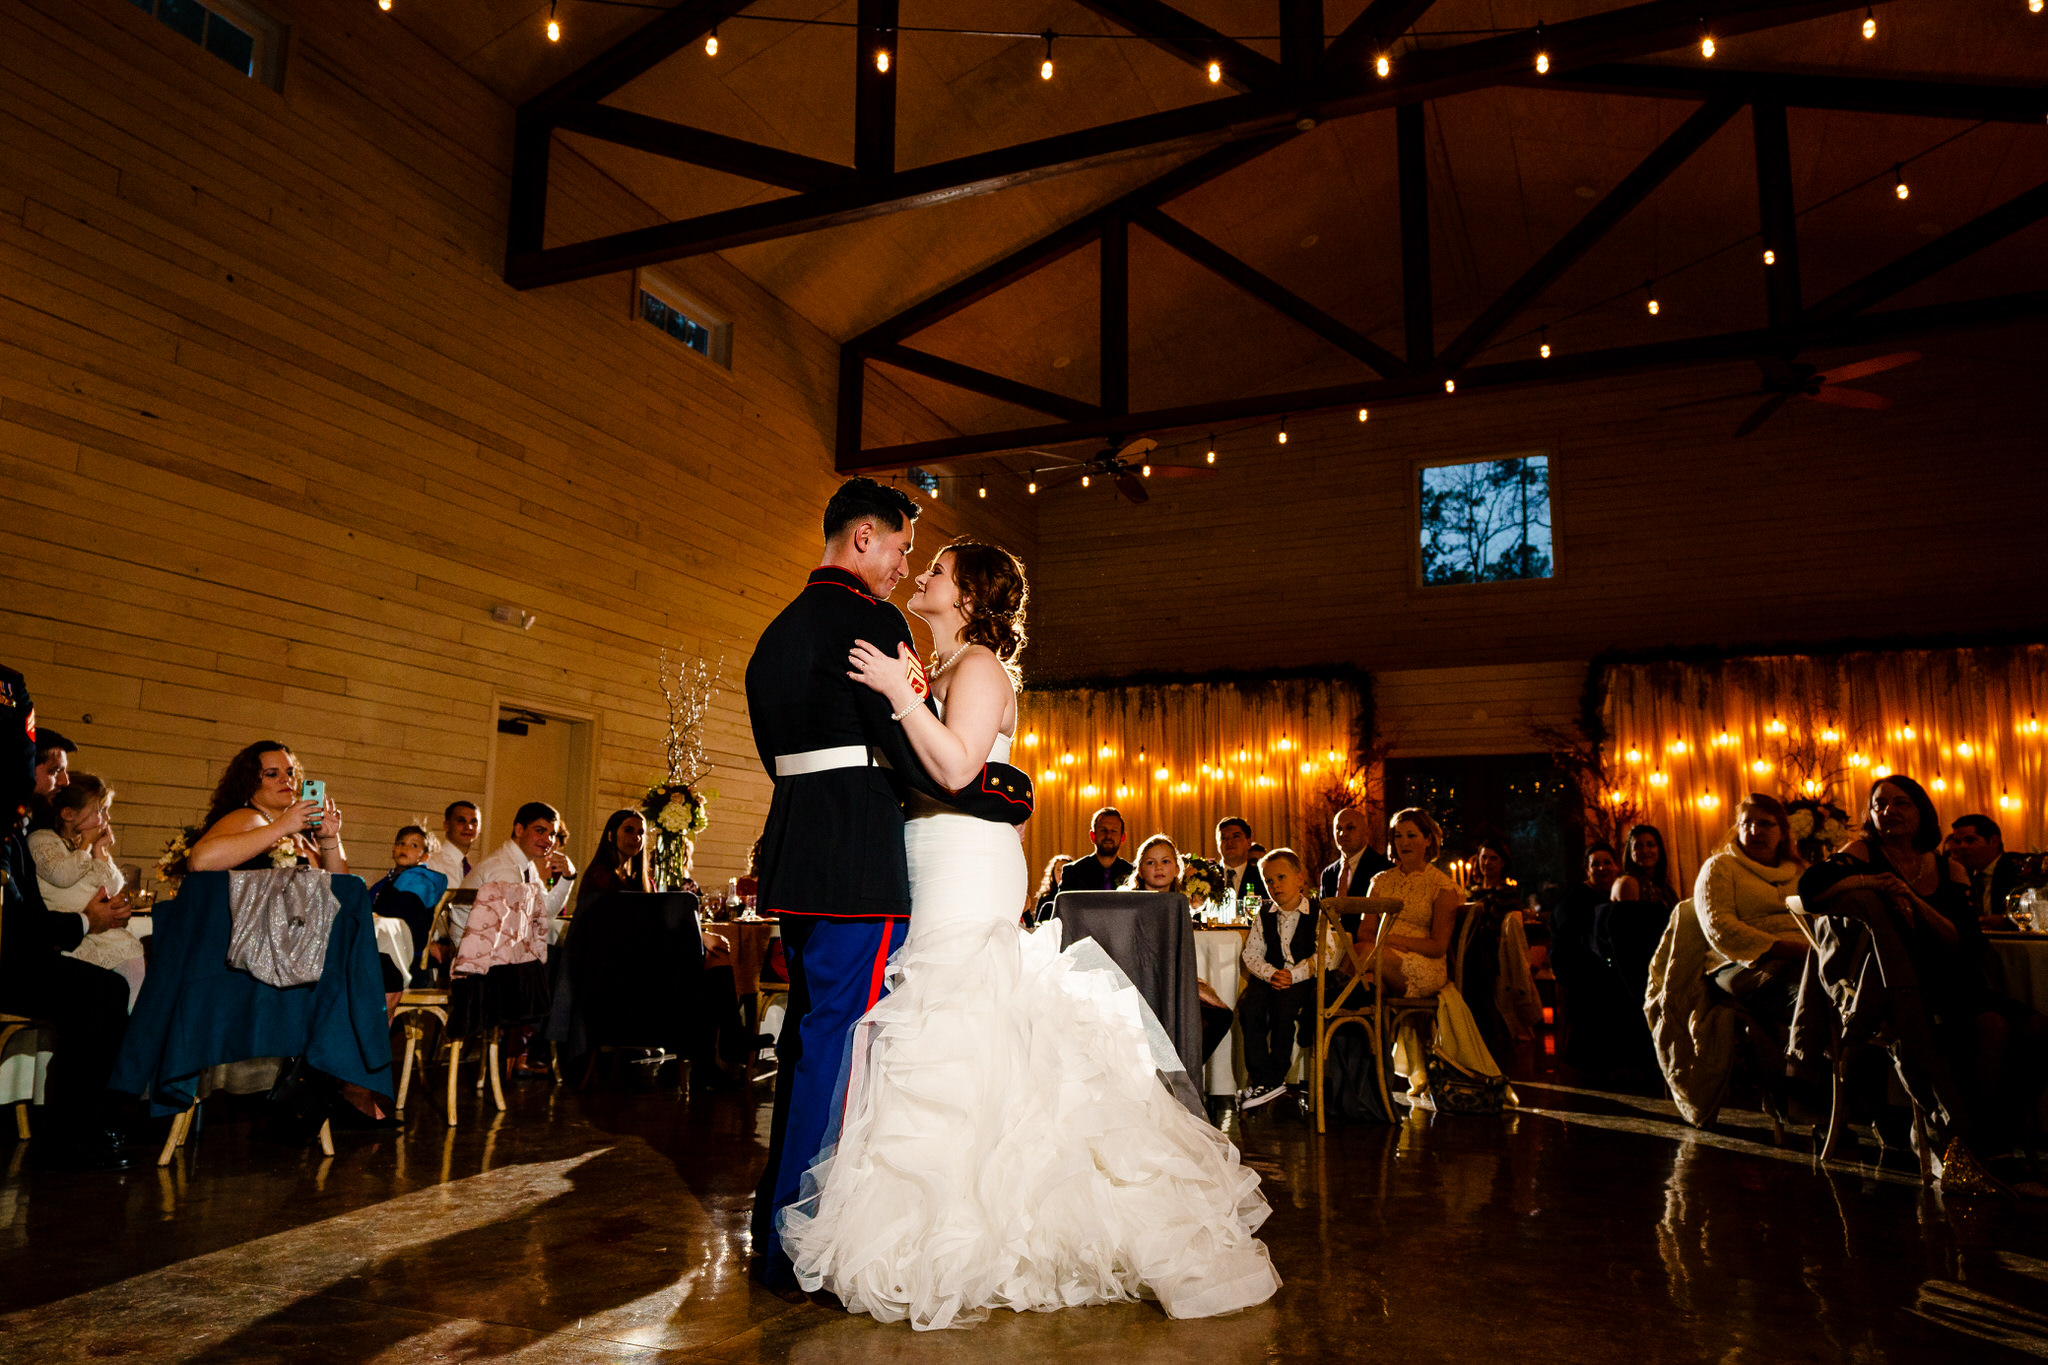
[546, 0, 559, 43]
[1277, 418, 1287, 445]
[1376, 53, 1391, 78]
[706, 26, 718, 56]
[1205, 435, 1216, 464]
[1027, 480, 1038, 494]
[1625, 748, 1643, 763]
[1700, 34, 1716, 59]
[1080, 474, 1090, 488]
[1862, 7, 1876, 39]
[2034, 0, 2044, 14]
[876, 46, 891, 73]
[1821, 728, 1841, 743]
[378, 0, 391, 11]
[1140, 464, 1151, 476]
[1444, 378, 1456, 394]
[1765, 717, 1785, 734]
[1763, 248, 1776, 265]
[1645, 280, 1660, 315]
[1957, 741, 1974, 757]
[1539, 327, 1551, 359]
[1699, 792, 1720, 810]
[1207, 59, 1221, 83]
[1535, 51, 1549, 74]
[1041, 29, 1055, 81]
[1751, 759, 1772, 775]
[1649, 771, 1669, 787]
[976, 481, 986, 498]
[2000, 792, 2019, 810]
[1894, 164, 1909, 199]
[1358, 407, 1369, 422]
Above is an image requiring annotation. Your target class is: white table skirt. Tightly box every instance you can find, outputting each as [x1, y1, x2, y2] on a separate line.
[1989, 935, 2048, 1013]
[1195, 928, 1249, 1096]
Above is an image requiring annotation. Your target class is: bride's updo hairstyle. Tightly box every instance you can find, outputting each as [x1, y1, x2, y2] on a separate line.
[943, 541, 1028, 665]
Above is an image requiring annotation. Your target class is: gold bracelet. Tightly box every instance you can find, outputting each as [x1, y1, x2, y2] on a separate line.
[891, 700, 921, 722]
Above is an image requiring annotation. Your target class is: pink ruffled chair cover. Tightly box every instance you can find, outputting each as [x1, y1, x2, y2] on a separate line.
[451, 883, 549, 977]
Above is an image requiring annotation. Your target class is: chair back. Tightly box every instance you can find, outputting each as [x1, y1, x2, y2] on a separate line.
[417, 889, 462, 970]
[1316, 897, 1405, 1015]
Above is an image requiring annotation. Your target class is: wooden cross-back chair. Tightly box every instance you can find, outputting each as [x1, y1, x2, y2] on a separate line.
[1311, 897, 1439, 1133]
[388, 887, 510, 1126]
[1784, 895, 1934, 1183]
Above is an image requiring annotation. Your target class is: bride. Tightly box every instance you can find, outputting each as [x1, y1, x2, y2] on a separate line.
[778, 540, 1281, 1330]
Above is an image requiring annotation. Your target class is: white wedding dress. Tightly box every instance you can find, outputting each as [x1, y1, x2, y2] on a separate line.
[779, 721, 1281, 1330]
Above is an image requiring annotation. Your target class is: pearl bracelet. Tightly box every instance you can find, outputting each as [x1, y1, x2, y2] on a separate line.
[891, 700, 921, 722]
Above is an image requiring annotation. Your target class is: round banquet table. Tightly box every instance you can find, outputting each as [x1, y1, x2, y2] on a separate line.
[1987, 933, 2048, 1012]
[1194, 926, 1250, 1097]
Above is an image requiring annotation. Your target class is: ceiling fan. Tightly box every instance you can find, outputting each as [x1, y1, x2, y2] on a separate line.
[1661, 351, 1921, 437]
[1023, 436, 1216, 505]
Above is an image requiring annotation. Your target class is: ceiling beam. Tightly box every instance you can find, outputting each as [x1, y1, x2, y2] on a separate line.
[1751, 100, 1803, 331]
[552, 101, 856, 191]
[507, 0, 1872, 289]
[1807, 178, 2048, 323]
[1133, 208, 1408, 377]
[524, 0, 757, 119]
[855, 0, 898, 177]
[1101, 214, 1130, 416]
[836, 289, 2048, 470]
[1438, 98, 1742, 371]
[1280, 0, 1326, 85]
[1324, 0, 1440, 74]
[1069, 1, 1284, 92]
[865, 343, 1102, 422]
[1541, 64, 2048, 124]
[1397, 102, 1432, 369]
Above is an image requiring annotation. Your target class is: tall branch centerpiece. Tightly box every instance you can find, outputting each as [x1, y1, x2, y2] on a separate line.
[642, 647, 721, 892]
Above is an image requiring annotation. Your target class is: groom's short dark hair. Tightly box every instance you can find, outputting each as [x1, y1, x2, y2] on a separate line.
[824, 477, 919, 542]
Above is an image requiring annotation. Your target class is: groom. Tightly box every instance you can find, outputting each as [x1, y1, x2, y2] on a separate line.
[746, 477, 941, 1294]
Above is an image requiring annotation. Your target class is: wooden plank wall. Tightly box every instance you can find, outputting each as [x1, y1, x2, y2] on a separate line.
[1030, 323, 2048, 754]
[0, 0, 1031, 885]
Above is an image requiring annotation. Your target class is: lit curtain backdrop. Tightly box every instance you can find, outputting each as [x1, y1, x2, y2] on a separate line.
[1603, 646, 2048, 882]
[1017, 677, 1367, 887]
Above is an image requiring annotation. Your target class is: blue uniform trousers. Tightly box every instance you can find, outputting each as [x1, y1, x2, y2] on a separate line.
[751, 914, 908, 1288]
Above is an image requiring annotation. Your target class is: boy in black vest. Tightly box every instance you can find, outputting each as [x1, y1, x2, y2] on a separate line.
[1235, 849, 1330, 1110]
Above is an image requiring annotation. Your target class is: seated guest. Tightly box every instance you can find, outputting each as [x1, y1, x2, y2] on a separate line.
[1800, 775, 2048, 1182]
[1693, 794, 1808, 1028]
[1321, 806, 1392, 929]
[367, 825, 447, 981]
[575, 808, 652, 913]
[1028, 853, 1071, 925]
[1, 666, 131, 1170]
[1596, 822, 1677, 991]
[1359, 808, 1460, 999]
[29, 774, 146, 1008]
[425, 799, 481, 884]
[1552, 842, 1628, 1075]
[1947, 814, 2021, 930]
[1057, 806, 1131, 892]
[1235, 849, 1334, 1110]
[1462, 835, 1544, 1071]
[736, 835, 764, 909]
[1215, 816, 1266, 903]
[32, 726, 74, 810]
[186, 740, 347, 874]
[458, 801, 575, 945]
[1127, 834, 1234, 1066]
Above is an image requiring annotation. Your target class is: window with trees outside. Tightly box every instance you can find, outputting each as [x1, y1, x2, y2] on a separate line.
[1417, 453, 1554, 586]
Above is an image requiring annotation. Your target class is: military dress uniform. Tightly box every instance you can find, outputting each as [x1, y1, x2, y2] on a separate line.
[744, 565, 945, 1288]
[0, 665, 129, 1158]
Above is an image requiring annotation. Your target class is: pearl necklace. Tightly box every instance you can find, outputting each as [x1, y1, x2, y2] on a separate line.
[929, 641, 971, 683]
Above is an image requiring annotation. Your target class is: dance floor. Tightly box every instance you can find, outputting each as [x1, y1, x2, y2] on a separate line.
[2, 1073, 2045, 1363]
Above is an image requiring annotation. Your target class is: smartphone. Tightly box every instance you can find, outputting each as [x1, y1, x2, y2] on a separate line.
[300, 778, 326, 827]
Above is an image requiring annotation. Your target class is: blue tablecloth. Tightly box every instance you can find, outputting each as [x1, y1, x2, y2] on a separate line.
[110, 872, 394, 1115]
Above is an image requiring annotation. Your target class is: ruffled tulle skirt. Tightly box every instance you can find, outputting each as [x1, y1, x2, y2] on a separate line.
[779, 812, 1280, 1330]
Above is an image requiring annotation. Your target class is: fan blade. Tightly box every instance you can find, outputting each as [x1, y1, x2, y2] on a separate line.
[1755, 357, 1811, 390]
[1806, 385, 1892, 411]
[1816, 350, 1919, 386]
[1116, 436, 1158, 460]
[1733, 391, 1795, 438]
[1143, 465, 1218, 478]
[1113, 472, 1150, 504]
[1035, 469, 1087, 492]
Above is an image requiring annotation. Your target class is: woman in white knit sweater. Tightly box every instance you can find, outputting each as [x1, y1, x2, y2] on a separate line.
[1692, 792, 1808, 1025]
[29, 773, 146, 1008]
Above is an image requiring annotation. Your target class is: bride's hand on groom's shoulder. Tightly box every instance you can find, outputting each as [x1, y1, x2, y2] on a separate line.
[848, 638, 918, 708]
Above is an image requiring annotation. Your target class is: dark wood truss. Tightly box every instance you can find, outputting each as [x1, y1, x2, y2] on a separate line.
[499, 1, 2048, 473]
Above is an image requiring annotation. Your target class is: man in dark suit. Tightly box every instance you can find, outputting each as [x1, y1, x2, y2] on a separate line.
[745, 478, 949, 1293]
[1215, 816, 1266, 903]
[1320, 804, 1393, 934]
[0, 665, 132, 1170]
[1949, 814, 2022, 928]
[1057, 806, 1132, 892]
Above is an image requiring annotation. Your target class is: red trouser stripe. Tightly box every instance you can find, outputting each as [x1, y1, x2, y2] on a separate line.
[866, 923, 895, 1008]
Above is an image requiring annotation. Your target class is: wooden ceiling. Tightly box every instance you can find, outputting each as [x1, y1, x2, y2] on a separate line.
[396, 2, 2048, 455]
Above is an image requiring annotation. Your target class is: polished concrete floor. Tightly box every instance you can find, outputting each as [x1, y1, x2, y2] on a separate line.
[2, 1063, 2045, 1364]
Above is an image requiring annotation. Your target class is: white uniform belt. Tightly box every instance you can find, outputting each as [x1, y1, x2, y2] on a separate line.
[775, 745, 883, 777]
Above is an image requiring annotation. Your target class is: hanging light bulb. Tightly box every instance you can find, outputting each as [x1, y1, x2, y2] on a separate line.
[1763, 248, 1776, 265]
[977, 481, 987, 499]
[1027, 480, 1038, 494]
[1205, 436, 1216, 464]
[1535, 51, 1550, 74]
[1207, 59, 1221, 84]
[1376, 53, 1391, 78]
[1645, 280, 1660, 315]
[378, 0, 392, 11]
[1277, 418, 1288, 445]
[1080, 474, 1090, 488]
[546, 0, 559, 43]
[706, 26, 718, 56]
[1700, 34, 1716, 58]
[2034, 0, 2044, 13]
[1140, 464, 1151, 476]
[1358, 407, 1369, 422]
[876, 46, 891, 73]
[1894, 164, 1909, 199]
[1862, 7, 1876, 38]
[1538, 327, 1551, 359]
[1444, 378, 1456, 394]
[1041, 30, 1055, 81]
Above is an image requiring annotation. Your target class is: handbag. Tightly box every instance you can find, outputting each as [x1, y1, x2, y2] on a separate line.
[1321, 1028, 1395, 1124]
[1424, 1049, 1509, 1115]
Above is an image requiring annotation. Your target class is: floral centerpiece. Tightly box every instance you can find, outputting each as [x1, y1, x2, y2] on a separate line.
[1784, 798, 1852, 866]
[1181, 856, 1229, 916]
[156, 823, 296, 886]
[641, 647, 721, 892]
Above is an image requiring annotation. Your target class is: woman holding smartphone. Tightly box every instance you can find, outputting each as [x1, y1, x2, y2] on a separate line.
[187, 740, 347, 874]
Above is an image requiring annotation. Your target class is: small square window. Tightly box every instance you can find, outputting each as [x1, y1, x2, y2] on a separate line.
[632, 271, 733, 368]
[126, 0, 284, 90]
[205, 13, 256, 76]
[1418, 453, 1553, 586]
[157, 0, 208, 42]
